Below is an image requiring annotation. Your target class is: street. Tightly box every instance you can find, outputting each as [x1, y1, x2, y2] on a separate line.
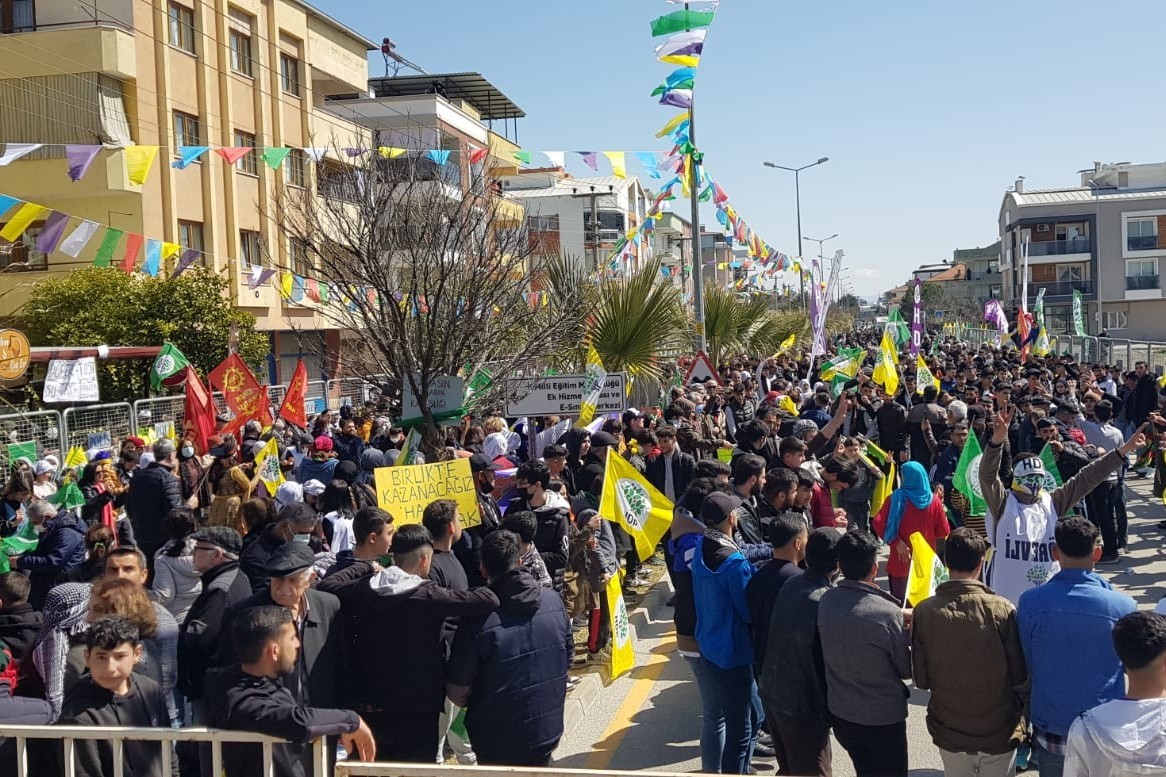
[554, 475, 1166, 776]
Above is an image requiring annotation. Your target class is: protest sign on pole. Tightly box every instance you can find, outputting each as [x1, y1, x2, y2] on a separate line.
[374, 458, 481, 527]
[43, 357, 100, 403]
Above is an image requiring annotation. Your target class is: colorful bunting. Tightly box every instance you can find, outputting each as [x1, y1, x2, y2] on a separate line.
[172, 146, 210, 169]
[125, 146, 159, 185]
[65, 145, 101, 181]
[466, 146, 487, 165]
[514, 150, 533, 165]
[172, 248, 201, 277]
[650, 8, 716, 37]
[144, 239, 162, 276]
[377, 147, 406, 159]
[635, 152, 661, 179]
[424, 149, 451, 166]
[302, 147, 328, 163]
[578, 151, 599, 171]
[0, 143, 42, 166]
[248, 265, 276, 289]
[0, 203, 48, 242]
[261, 147, 292, 169]
[35, 211, 70, 254]
[603, 151, 627, 178]
[92, 227, 123, 268]
[215, 147, 252, 164]
[119, 233, 143, 273]
[544, 151, 565, 169]
[59, 220, 99, 258]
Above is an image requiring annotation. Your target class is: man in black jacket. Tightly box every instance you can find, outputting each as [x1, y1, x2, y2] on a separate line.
[178, 527, 251, 707]
[506, 459, 570, 591]
[216, 543, 342, 708]
[446, 530, 571, 767]
[646, 425, 696, 503]
[206, 605, 374, 777]
[0, 572, 41, 670]
[126, 439, 183, 562]
[317, 524, 499, 762]
[239, 503, 318, 591]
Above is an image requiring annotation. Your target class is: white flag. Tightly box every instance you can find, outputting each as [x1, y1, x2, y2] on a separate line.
[59, 220, 100, 258]
[0, 143, 42, 166]
[544, 151, 565, 169]
[301, 147, 328, 163]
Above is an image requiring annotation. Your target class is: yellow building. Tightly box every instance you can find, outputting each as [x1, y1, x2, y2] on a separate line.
[0, 0, 376, 381]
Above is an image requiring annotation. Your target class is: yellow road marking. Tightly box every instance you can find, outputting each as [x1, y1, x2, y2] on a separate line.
[583, 636, 677, 770]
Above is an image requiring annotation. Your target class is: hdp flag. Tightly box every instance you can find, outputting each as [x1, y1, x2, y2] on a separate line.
[396, 427, 418, 467]
[0, 519, 40, 573]
[604, 572, 635, 679]
[48, 480, 85, 511]
[1039, 443, 1064, 489]
[254, 437, 284, 492]
[150, 342, 190, 392]
[775, 333, 796, 355]
[278, 358, 309, 428]
[866, 442, 895, 517]
[819, 348, 864, 382]
[886, 306, 910, 346]
[575, 344, 606, 428]
[916, 355, 938, 392]
[599, 453, 673, 562]
[63, 445, 88, 471]
[873, 331, 899, 397]
[953, 430, 987, 517]
[905, 531, 949, 606]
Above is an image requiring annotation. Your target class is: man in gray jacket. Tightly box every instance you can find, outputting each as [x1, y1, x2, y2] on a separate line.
[817, 530, 911, 777]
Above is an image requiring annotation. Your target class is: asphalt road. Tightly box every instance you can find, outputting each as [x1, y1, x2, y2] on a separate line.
[554, 474, 1166, 776]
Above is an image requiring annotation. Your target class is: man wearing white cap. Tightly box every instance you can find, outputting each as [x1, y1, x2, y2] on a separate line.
[979, 404, 1145, 606]
[31, 460, 57, 500]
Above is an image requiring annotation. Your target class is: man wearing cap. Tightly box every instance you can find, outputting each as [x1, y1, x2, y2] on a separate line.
[1076, 399, 1129, 559]
[178, 526, 252, 707]
[126, 438, 184, 563]
[979, 405, 1146, 606]
[239, 503, 320, 591]
[454, 453, 502, 587]
[217, 543, 342, 708]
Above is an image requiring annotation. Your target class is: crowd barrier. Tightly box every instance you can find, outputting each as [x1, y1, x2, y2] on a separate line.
[335, 763, 694, 777]
[0, 724, 328, 777]
[946, 329, 1166, 374]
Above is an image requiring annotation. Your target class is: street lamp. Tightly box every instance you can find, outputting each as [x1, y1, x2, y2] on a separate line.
[803, 233, 838, 313]
[763, 157, 829, 311]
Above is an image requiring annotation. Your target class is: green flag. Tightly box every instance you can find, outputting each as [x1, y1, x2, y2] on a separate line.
[6, 441, 35, 466]
[0, 518, 39, 573]
[650, 8, 716, 36]
[886, 306, 910, 346]
[1039, 443, 1064, 489]
[1072, 289, 1086, 336]
[149, 342, 190, 391]
[953, 431, 987, 517]
[819, 348, 864, 381]
[49, 480, 86, 511]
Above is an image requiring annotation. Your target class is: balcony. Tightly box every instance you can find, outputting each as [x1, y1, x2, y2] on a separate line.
[1126, 275, 1159, 291]
[1027, 279, 1095, 299]
[1127, 235, 1159, 252]
[1027, 238, 1090, 257]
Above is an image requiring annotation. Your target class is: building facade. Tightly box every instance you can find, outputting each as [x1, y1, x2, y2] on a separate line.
[999, 162, 1166, 338]
[649, 211, 693, 293]
[953, 241, 1001, 303]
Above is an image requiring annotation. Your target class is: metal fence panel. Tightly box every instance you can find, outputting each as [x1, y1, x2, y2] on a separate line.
[0, 409, 64, 470]
[327, 378, 367, 410]
[133, 396, 186, 440]
[62, 402, 134, 456]
[305, 380, 326, 415]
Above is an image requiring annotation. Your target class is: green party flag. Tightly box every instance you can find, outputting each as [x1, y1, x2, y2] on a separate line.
[819, 348, 864, 381]
[49, 480, 85, 510]
[261, 147, 292, 169]
[886, 306, 910, 346]
[1039, 443, 1064, 488]
[6, 441, 35, 466]
[650, 8, 716, 36]
[0, 518, 40, 571]
[953, 430, 986, 517]
[149, 341, 191, 391]
[92, 227, 124, 268]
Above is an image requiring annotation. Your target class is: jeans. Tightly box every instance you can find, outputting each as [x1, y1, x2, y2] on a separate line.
[684, 654, 725, 773]
[833, 717, 907, 777]
[697, 659, 756, 774]
[1086, 481, 1118, 555]
[1033, 741, 1065, 777]
[1114, 472, 1129, 546]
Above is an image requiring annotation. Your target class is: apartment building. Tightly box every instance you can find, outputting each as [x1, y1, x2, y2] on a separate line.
[649, 211, 693, 294]
[999, 162, 1166, 338]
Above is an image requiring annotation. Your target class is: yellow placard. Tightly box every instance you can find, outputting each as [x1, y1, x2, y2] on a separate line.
[374, 458, 481, 528]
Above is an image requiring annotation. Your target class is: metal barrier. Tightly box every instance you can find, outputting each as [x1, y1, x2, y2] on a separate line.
[61, 402, 134, 456]
[336, 764, 693, 777]
[305, 380, 326, 415]
[327, 378, 368, 410]
[133, 396, 186, 440]
[267, 384, 287, 410]
[0, 724, 326, 777]
[0, 408, 63, 469]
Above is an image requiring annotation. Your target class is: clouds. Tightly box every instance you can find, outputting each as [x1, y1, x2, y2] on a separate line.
[853, 267, 883, 280]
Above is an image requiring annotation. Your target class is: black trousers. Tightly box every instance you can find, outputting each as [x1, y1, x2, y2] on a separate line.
[832, 717, 906, 777]
[363, 708, 440, 763]
[765, 706, 832, 777]
[1086, 481, 1118, 555]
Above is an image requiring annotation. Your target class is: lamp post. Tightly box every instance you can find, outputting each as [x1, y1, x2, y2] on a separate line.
[804, 233, 839, 305]
[763, 157, 829, 311]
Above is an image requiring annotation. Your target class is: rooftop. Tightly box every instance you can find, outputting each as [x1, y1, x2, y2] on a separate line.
[367, 73, 525, 121]
[926, 263, 967, 282]
[1008, 185, 1166, 206]
[504, 175, 636, 198]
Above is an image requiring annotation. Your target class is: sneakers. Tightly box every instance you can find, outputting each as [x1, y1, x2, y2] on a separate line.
[571, 615, 589, 628]
[752, 742, 776, 758]
[1097, 553, 1121, 565]
[566, 676, 583, 692]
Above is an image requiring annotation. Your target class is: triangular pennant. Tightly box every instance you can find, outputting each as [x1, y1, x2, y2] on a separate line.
[92, 227, 124, 268]
[59, 220, 100, 258]
[261, 147, 292, 169]
[172, 248, 201, 277]
[578, 151, 599, 171]
[65, 145, 102, 182]
[248, 266, 276, 290]
[125, 146, 159, 185]
[279, 271, 294, 299]
[424, 149, 451, 166]
[467, 146, 488, 165]
[602, 151, 627, 178]
[377, 147, 406, 159]
[635, 152, 661, 179]
[144, 239, 162, 276]
[215, 147, 253, 164]
[343, 148, 370, 158]
[0, 143, 42, 166]
[301, 147, 329, 163]
[36, 211, 71, 255]
[161, 242, 181, 261]
[171, 146, 210, 169]
[119, 233, 143, 273]
[0, 203, 48, 243]
[514, 150, 533, 165]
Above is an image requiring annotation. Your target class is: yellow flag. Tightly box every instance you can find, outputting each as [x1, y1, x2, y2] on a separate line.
[905, 531, 949, 606]
[280, 272, 294, 299]
[660, 53, 699, 67]
[161, 242, 181, 260]
[125, 145, 159, 185]
[873, 333, 900, 397]
[0, 203, 48, 242]
[605, 572, 635, 679]
[378, 147, 406, 159]
[881, 329, 899, 365]
[599, 452, 673, 561]
[575, 344, 606, 427]
[870, 459, 895, 517]
[254, 437, 284, 492]
[140, 427, 158, 446]
[778, 395, 797, 416]
[776, 333, 796, 355]
[64, 445, 88, 470]
[603, 151, 627, 179]
[916, 355, 938, 392]
[656, 113, 689, 138]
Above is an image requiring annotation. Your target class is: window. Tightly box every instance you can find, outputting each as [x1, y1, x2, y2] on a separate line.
[0, 220, 47, 270]
[168, 3, 195, 54]
[178, 220, 205, 267]
[289, 239, 311, 276]
[233, 129, 257, 175]
[229, 29, 252, 76]
[279, 53, 300, 96]
[1, 0, 35, 33]
[284, 149, 306, 188]
[173, 111, 201, 148]
[1045, 305, 1070, 334]
[1125, 258, 1159, 290]
[1127, 218, 1158, 251]
[239, 230, 261, 272]
[1057, 263, 1085, 283]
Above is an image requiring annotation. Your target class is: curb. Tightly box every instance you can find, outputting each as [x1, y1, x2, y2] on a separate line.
[561, 576, 675, 737]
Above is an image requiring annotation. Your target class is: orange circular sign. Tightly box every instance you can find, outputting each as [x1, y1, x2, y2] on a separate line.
[0, 329, 31, 380]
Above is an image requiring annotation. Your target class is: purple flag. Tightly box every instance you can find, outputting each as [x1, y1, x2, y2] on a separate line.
[659, 90, 693, 109]
[910, 278, 923, 357]
[65, 145, 101, 182]
[577, 152, 599, 171]
[248, 266, 276, 289]
[36, 211, 70, 254]
[171, 248, 201, 278]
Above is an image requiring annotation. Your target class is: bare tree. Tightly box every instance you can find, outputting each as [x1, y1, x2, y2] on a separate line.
[270, 142, 581, 456]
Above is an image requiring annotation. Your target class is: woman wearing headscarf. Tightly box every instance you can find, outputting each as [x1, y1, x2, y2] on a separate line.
[557, 428, 591, 497]
[206, 435, 259, 535]
[177, 436, 210, 513]
[353, 448, 384, 508]
[23, 582, 91, 721]
[872, 460, 951, 602]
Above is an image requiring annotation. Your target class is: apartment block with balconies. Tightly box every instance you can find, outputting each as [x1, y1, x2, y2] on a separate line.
[998, 162, 1166, 338]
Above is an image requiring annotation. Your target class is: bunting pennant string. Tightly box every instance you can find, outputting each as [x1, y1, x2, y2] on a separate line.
[91, 227, 123, 268]
[171, 146, 210, 169]
[0, 143, 42, 166]
[125, 146, 159, 185]
[59, 220, 100, 258]
[0, 203, 48, 242]
[216, 147, 252, 164]
[36, 210, 70, 255]
[172, 248, 201, 277]
[120, 233, 143, 273]
[143, 239, 162, 277]
[65, 145, 101, 182]
[261, 147, 292, 169]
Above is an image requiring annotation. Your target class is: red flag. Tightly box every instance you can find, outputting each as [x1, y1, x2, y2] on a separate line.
[183, 367, 216, 454]
[208, 353, 265, 420]
[279, 359, 309, 428]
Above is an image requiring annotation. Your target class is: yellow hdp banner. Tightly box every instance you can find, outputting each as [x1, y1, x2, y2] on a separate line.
[873, 334, 899, 397]
[599, 452, 673, 561]
[64, 445, 87, 469]
[605, 572, 635, 679]
[374, 458, 481, 528]
[575, 344, 606, 428]
[254, 437, 284, 493]
[905, 531, 948, 607]
[774, 333, 796, 357]
[125, 145, 159, 185]
[0, 203, 48, 242]
[870, 459, 895, 518]
[916, 355, 938, 392]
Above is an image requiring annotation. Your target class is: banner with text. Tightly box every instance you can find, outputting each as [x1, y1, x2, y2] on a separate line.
[505, 372, 628, 417]
[374, 458, 481, 527]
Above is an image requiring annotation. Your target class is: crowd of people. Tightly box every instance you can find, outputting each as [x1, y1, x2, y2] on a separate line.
[0, 330, 1165, 776]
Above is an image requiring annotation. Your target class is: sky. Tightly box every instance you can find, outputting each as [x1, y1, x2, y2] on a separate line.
[316, 0, 1166, 298]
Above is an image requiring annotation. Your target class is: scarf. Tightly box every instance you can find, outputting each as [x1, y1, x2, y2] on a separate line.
[882, 461, 933, 543]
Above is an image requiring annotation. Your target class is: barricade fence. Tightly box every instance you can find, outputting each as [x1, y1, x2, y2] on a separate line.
[0, 724, 327, 777]
[939, 329, 1166, 375]
[0, 409, 63, 470]
[62, 402, 133, 459]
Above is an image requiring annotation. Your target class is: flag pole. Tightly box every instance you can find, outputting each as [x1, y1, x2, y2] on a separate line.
[684, 1, 706, 352]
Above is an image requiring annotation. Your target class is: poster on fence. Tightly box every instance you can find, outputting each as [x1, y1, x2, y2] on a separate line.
[374, 458, 481, 527]
[42, 358, 100, 403]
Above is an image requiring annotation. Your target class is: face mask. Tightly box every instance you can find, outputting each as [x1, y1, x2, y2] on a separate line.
[695, 404, 705, 414]
[293, 533, 312, 544]
[181, 446, 194, 458]
[1011, 474, 1045, 498]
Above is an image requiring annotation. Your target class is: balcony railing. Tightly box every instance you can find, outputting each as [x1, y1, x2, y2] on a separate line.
[1027, 238, 1090, 257]
[1127, 235, 1159, 251]
[1027, 279, 1095, 298]
[1126, 274, 1160, 291]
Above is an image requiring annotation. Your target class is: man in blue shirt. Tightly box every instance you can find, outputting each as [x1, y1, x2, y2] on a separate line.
[1017, 516, 1136, 777]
